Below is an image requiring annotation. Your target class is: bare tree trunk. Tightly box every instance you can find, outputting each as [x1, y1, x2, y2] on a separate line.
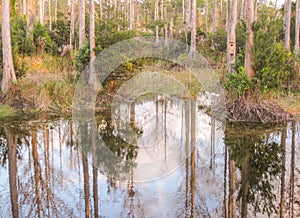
[5, 128, 19, 218]
[238, 0, 245, 21]
[295, 0, 300, 53]
[154, 0, 159, 42]
[284, 0, 292, 51]
[79, 0, 86, 48]
[220, 0, 223, 28]
[244, 0, 255, 79]
[190, 0, 196, 53]
[39, 0, 45, 24]
[227, 0, 237, 73]
[26, 0, 35, 37]
[23, 0, 27, 16]
[1, 0, 17, 93]
[129, 0, 134, 29]
[170, 18, 174, 39]
[70, 0, 75, 47]
[211, 0, 217, 49]
[48, 0, 52, 31]
[185, 0, 191, 29]
[54, 0, 57, 22]
[99, 0, 103, 20]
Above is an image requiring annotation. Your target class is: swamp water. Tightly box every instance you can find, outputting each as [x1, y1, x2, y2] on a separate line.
[0, 96, 299, 217]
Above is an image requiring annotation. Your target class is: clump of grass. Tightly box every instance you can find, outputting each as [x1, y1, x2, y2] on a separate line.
[0, 104, 16, 118]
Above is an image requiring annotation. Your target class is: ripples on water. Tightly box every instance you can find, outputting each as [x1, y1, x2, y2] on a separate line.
[0, 96, 299, 217]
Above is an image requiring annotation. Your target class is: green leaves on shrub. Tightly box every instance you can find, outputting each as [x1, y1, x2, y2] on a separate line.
[225, 67, 251, 96]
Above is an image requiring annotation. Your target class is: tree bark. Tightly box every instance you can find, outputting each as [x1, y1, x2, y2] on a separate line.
[54, 0, 58, 22]
[190, 0, 196, 53]
[129, 0, 134, 29]
[99, 0, 103, 20]
[244, 0, 255, 79]
[284, 0, 292, 51]
[39, 0, 45, 24]
[1, 0, 17, 93]
[295, 0, 300, 53]
[227, 0, 238, 73]
[26, 0, 35, 37]
[70, 0, 75, 47]
[79, 0, 86, 48]
[185, 0, 191, 29]
[48, 0, 52, 31]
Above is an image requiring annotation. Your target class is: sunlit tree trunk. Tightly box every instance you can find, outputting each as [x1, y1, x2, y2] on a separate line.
[154, 0, 159, 42]
[129, 0, 134, 29]
[48, 0, 52, 31]
[23, 0, 27, 16]
[99, 0, 103, 20]
[220, 0, 223, 27]
[89, 0, 96, 86]
[79, 0, 86, 48]
[170, 18, 174, 39]
[212, 0, 217, 48]
[238, 0, 245, 21]
[39, 0, 45, 24]
[227, 0, 237, 73]
[244, 0, 255, 79]
[54, 0, 57, 22]
[1, 0, 17, 93]
[70, 0, 75, 47]
[190, 0, 196, 53]
[295, 0, 300, 53]
[185, 0, 191, 29]
[5, 128, 19, 218]
[284, 0, 292, 51]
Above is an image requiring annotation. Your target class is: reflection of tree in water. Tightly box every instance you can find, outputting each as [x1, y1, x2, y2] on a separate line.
[225, 123, 284, 217]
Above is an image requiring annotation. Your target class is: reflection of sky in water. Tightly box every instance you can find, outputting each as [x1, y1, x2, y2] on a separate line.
[0, 96, 300, 217]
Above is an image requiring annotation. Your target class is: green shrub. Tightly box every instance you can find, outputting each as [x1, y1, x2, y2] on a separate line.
[225, 66, 251, 96]
[33, 23, 58, 54]
[73, 42, 90, 72]
[253, 16, 293, 91]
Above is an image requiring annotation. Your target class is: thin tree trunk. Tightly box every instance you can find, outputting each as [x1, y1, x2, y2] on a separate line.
[70, 0, 75, 47]
[170, 18, 174, 39]
[244, 0, 255, 79]
[190, 0, 196, 53]
[185, 0, 191, 29]
[154, 0, 159, 42]
[39, 0, 45, 24]
[129, 0, 134, 29]
[79, 0, 86, 48]
[212, 0, 217, 34]
[227, 0, 237, 73]
[1, 0, 17, 93]
[99, 0, 103, 20]
[54, 0, 58, 22]
[48, 0, 52, 31]
[295, 0, 300, 53]
[284, 0, 292, 51]
[23, 0, 27, 16]
[5, 128, 19, 218]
